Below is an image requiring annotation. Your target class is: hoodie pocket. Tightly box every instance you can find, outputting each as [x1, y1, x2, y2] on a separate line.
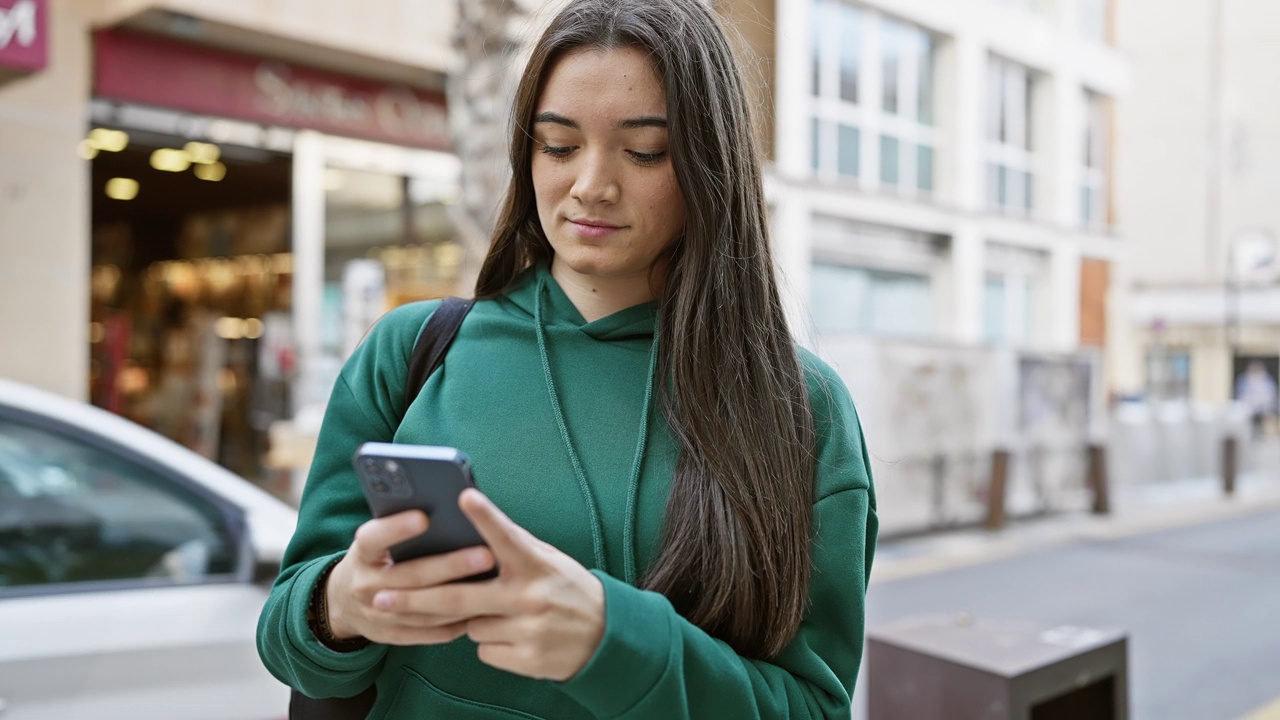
[371, 665, 550, 720]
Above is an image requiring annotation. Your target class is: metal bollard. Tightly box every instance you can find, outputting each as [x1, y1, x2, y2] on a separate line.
[1086, 444, 1110, 515]
[1221, 436, 1237, 496]
[985, 449, 1010, 530]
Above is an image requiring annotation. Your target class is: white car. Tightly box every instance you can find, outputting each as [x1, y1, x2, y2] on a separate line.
[0, 378, 297, 720]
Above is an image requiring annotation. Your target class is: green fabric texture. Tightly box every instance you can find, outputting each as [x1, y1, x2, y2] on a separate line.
[256, 263, 878, 719]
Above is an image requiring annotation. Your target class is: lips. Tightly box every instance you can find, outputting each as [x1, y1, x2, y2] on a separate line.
[568, 218, 624, 239]
[569, 218, 622, 229]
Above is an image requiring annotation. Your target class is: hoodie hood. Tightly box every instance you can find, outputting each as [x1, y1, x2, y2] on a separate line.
[504, 262, 658, 342]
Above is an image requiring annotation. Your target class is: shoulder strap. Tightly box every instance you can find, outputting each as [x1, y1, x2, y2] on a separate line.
[401, 297, 475, 416]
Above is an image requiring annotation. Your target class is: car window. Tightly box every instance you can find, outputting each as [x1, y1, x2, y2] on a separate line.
[0, 417, 239, 590]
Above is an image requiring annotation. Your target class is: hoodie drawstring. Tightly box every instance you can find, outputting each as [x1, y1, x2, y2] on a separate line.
[534, 277, 657, 584]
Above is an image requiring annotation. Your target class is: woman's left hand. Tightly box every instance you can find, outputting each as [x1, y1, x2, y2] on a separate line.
[375, 488, 605, 681]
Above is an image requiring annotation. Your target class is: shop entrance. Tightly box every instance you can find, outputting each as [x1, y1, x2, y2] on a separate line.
[88, 122, 293, 486]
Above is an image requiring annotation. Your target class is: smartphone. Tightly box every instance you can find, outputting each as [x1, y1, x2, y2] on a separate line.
[352, 442, 497, 580]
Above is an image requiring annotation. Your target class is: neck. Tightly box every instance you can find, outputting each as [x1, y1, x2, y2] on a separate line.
[550, 257, 662, 322]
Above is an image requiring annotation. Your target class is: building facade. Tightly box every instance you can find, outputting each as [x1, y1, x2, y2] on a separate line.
[769, 0, 1127, 361]
[0, 0, 482, 488]
[1114, 0, 1280, 419]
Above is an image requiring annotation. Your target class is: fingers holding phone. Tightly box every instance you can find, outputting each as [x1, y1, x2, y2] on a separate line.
[325, 510, 497, 646]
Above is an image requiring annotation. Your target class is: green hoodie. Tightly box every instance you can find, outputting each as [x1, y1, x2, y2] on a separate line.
[257, 263, 878, 719]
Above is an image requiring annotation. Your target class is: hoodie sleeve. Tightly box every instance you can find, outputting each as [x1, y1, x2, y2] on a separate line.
[555, 351, 878, 719]
[255, 301, 438, 698]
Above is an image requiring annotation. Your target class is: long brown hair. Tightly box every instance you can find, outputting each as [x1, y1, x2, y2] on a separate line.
[475, 0, 816, 660]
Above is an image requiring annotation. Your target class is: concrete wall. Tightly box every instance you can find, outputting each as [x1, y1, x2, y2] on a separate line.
[0, 2, 93, 399]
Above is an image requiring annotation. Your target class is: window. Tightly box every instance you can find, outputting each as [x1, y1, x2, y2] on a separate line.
[1082, 91, 1110, 229]
[0, 418, 239, 590]
[810, 1, 936, 195]
[1146, 349, 1192, 401]
[983, 274, 1035, 345]
[986, 56, 1036, 215]
[811, 263, 935, 337]
[809, 217, 945, 339]
[1079, 0, 1109, 42]
[984, 244, 1045, 346]
[996, 0, 1044, 13]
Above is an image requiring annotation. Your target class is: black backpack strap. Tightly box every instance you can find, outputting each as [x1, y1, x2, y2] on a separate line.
[289, 298, 475, 720]
[401, 296, 475, 415]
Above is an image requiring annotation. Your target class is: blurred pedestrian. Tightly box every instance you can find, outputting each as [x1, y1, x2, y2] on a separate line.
[257, 0, 877, 718]
[1236, 360, 1278, 438]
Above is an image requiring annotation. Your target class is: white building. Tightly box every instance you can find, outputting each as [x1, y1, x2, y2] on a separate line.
[766, 0, 1128, 367]
[1114, 0, 1280, 411]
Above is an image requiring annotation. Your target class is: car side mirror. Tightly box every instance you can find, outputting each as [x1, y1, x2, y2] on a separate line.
[253, 557, 281, 586]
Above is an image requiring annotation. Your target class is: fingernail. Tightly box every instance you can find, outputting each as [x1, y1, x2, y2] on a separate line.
[373, 591, 393, 610]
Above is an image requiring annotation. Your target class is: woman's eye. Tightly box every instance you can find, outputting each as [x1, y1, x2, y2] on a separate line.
[628, 150, 667, 166]
[539, 144, 573, 158]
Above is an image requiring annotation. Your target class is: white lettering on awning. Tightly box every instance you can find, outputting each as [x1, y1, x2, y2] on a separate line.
[0, 0, 36, 51]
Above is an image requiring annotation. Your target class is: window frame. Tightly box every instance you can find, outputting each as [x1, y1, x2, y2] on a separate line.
[0, 403, 252, 600]
[810, 0, 938, 198]
[1081, 89, 1110, 230]
[985, 55, 1037, 216]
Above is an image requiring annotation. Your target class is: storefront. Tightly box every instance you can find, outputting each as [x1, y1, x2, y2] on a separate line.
[86, 29, 462, 496]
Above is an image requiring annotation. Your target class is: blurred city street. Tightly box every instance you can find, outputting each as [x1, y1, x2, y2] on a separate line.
[4, 0, 1280, 717]
[855, 444, 1280, 720]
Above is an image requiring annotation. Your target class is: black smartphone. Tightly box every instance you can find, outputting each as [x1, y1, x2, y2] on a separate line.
[352, 442, 497, 580]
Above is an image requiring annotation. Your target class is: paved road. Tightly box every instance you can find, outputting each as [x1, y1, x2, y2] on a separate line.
[855, 510, 1280, 720]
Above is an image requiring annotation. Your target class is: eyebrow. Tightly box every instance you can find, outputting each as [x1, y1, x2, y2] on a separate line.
[533, 112, 668, 130]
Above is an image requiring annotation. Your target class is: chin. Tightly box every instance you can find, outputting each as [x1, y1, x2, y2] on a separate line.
[551, 240, 611, 271]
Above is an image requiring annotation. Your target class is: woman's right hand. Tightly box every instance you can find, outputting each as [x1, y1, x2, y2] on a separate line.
[324, 510, 497, 645]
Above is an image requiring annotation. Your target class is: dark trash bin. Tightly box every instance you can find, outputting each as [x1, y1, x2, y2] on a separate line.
[868, 615, 1128, 720]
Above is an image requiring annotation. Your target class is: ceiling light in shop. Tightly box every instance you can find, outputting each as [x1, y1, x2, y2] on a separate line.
[151, 148, 191, 172]
[105, 178, 140, 201]
[184, 141, 221, 165]
[194, 161, 227, 182]
[88, 128, 130, 153]
[78, 140, 99, 160]
[89, 322, 105, 344]
[215, 317, 247, 340]
[245, 318, 264, 340]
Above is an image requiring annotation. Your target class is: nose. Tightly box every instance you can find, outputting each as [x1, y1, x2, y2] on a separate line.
[570, 149, 620, 205]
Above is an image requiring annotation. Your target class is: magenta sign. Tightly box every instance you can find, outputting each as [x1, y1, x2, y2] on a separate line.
[0, 0, 48, 78]
[94, 30, 450, 151]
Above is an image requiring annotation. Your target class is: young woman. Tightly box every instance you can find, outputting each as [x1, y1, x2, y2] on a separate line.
[257, 0, 878, 717]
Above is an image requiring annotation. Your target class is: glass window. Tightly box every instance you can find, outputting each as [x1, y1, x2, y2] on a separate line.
[0, 418, 239, 590]
[1081, 91, 1109, 227]
[984, 275, 1006, 343]
[812, 117, 824, 172]
[987, 56, 1036, 214]
[810, 3, 934, 194]
[811, 262, 934, 337]
[917, 144, 935, 192]
[882, 21, 900, 115]
[880, 135, 900, 186]
[1146, 348, 1192, 401]
[1080, 0, 1108, 41]
[838, 124, 860, 178]
[916, 32, 936, 126]
[838, 4, 862, 104]
[812, 0, 826, 96]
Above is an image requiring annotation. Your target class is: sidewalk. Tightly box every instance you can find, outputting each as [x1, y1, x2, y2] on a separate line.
[870, 470, 1280, 585]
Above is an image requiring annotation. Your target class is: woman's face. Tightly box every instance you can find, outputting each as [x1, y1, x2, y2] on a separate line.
[531, 46, 687, 286]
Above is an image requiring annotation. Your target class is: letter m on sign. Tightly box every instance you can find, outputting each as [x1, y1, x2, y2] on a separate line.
[0, 1, 37, 50]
